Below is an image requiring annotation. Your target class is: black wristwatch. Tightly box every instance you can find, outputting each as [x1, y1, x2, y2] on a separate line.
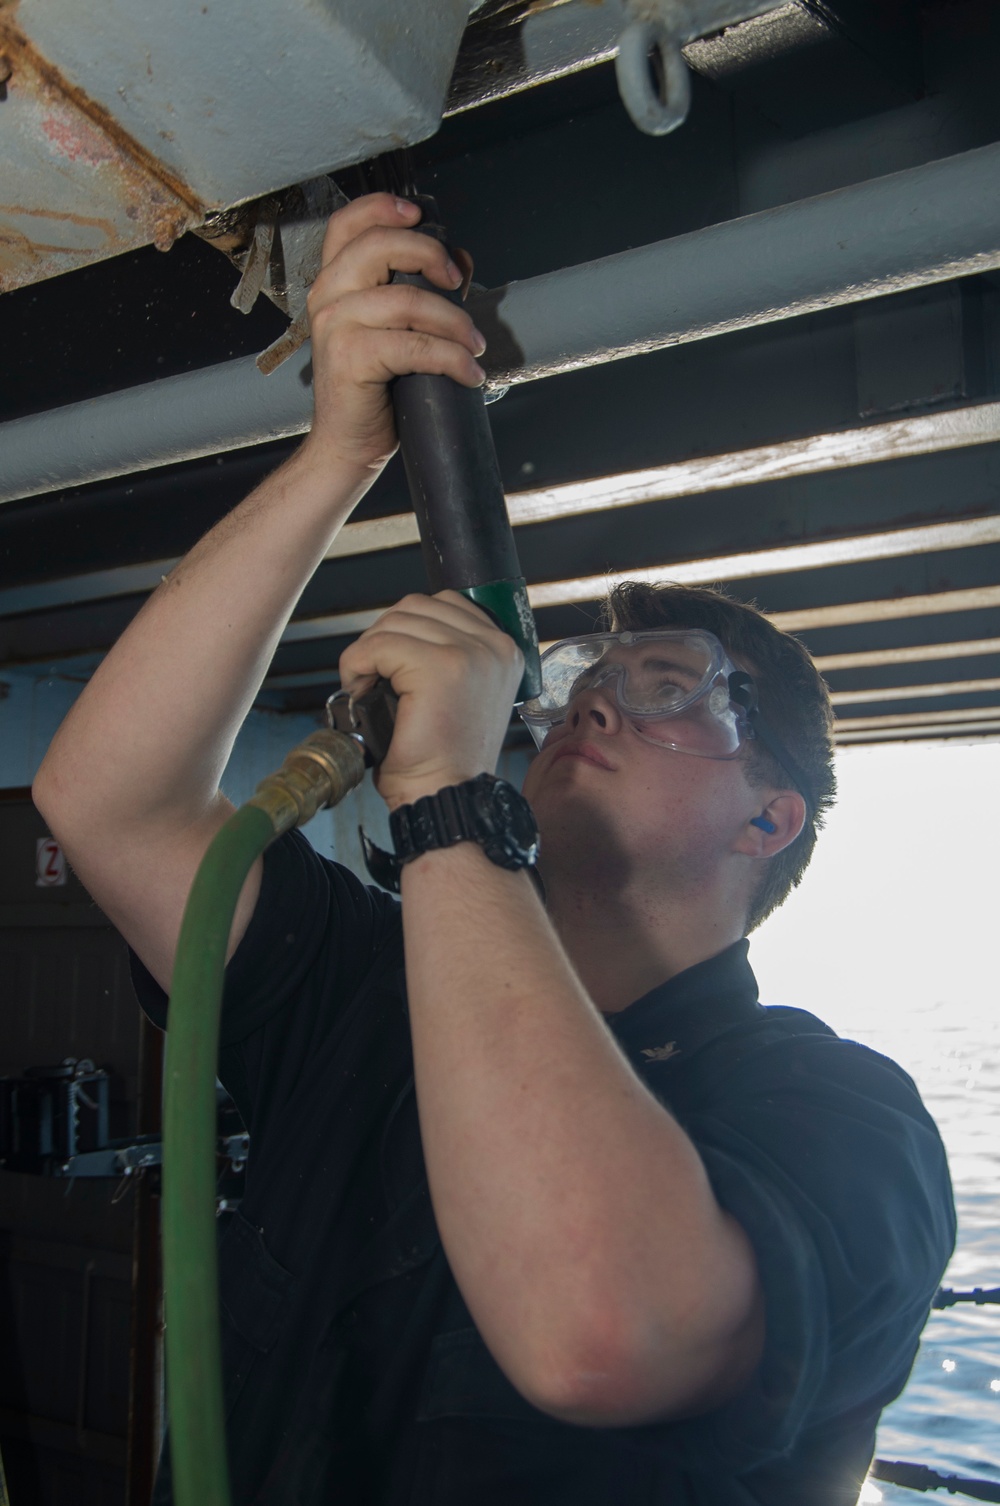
[360, 774, 540, 893]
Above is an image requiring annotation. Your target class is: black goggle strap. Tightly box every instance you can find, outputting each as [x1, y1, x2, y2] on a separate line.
[727, 672, 817, 823]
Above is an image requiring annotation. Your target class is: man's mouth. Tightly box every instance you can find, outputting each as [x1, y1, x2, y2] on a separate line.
[549, 741, 616, 772]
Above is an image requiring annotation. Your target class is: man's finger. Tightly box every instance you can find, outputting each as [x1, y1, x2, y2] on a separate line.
[453, 247, 475, 301]
[340, 603, 519, 691]
[313, 284, 485, 357]
[317, 224, 463, 298]
[376, 592, 509, 642]
[319, 192, 420, 270]
[340, 628, 469, 695]
[431, 590, 511, 635]
[349, 607, 496, 664]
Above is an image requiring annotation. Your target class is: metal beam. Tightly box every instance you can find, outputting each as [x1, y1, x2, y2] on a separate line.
[813, 639, 1000, 672]
[264, 522, 1000, 648]
[264, 668, 1000, 704]
[5, 404, 999, 619]
[281, 608, 381, 644]
[528, 516, 1000, 611]
[446, 0, 781, 117]
[475, 139, 1000, 385]
[771, 585, 1000, 633]
[835, 706, 1000, 732]
[0, 345, 315, 506]
[499, 405, 1000, 529]
[836, 721, 1000, 744]
[0, 0, 478, 292]
[6, 139, 1000, 502]
[3, 553, 995, 671]
[829, 677, 1000, 706]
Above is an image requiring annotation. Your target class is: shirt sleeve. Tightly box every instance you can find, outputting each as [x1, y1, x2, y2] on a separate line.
[129, 830, 402, 1122]
[624, 1026, 956, 1475]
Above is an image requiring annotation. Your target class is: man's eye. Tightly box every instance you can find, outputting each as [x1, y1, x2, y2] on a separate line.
[648, 674, 692, 697]
[569, 669, 599, 697]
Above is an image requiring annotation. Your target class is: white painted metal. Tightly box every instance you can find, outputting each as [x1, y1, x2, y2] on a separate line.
[0, 0, 477, 288]
[281, 609, 382, 644]
[39, 0, 476, 202]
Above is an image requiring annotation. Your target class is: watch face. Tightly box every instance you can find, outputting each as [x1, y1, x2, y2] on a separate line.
[475, 778, 540, 863]
[497, 785, 539, 851]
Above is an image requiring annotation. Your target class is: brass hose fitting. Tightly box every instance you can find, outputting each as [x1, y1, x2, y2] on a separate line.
[248, 728, 366, 836]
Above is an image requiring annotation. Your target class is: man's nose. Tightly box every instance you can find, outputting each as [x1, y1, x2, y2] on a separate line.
[568, 686, 623, 733]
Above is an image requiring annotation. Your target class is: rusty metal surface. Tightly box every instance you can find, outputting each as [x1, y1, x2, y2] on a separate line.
[217, 176, 349, 374]
[1, 0, 478, 293]
[0, 20, 200, 292]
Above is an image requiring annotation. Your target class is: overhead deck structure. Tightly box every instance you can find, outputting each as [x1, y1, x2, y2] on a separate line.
[1, 0, 999, 749]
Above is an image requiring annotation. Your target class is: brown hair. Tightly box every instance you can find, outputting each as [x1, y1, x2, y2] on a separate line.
[603, 581, 837, 932]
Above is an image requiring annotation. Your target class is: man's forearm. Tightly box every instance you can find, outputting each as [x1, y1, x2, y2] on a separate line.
[35, 443, 371, 835]
[400, 843, 764, 1426]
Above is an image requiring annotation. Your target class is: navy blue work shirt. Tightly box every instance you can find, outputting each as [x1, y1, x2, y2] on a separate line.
[132, 829, 956, 1505]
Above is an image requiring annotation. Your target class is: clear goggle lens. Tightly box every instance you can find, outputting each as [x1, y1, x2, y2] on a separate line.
[518, 629, 749, 758]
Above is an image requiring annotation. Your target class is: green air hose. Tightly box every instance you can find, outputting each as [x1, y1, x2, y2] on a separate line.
[162, 730, 366, 1506]
[163, 802, 274, 1506]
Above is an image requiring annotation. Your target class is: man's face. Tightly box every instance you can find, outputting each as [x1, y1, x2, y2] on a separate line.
[521, 643, 764, 893]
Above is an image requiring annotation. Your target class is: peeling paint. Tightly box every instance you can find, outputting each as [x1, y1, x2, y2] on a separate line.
[0, 202, 119, 260]
[0, 0, 478, 292]
[0, 16, 201, 290]
[40, 110, 116, 165]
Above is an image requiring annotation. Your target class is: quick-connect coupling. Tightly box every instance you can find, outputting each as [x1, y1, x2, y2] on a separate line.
[248, 728, 366, 836]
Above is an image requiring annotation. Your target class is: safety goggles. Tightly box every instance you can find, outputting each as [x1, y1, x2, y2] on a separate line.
[518, 629, 815, 812]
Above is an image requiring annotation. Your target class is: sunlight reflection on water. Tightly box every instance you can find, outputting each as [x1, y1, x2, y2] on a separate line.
[749, 743, 1000, 1503]
[828, 998, 1000, 1503]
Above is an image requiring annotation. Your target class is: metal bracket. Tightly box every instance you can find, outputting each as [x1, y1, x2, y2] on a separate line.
[615, 0, 786, 135]
[201, 174, 350, 373]
[616, 0, 692, 136]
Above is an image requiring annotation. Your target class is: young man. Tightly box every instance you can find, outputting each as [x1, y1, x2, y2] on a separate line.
[34, 194, 955, 1504]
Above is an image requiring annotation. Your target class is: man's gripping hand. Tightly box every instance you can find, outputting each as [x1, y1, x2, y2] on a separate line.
[339, 592, 524, 812]
[302, 194, 485, 477]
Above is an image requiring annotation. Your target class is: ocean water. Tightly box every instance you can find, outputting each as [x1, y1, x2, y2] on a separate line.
[833, 996, 1000, 1504]
[749, 741, 1000, 1504]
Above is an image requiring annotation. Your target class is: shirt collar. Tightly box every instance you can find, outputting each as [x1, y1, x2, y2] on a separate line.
[603, 939, 764, 1065]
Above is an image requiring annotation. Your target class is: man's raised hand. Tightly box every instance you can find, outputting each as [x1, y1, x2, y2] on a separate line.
[339, 592, 523, 812]
[303, 194, 485, 477]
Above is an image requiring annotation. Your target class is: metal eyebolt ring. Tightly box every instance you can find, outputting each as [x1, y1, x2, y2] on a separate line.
[615, 10, 692, 137]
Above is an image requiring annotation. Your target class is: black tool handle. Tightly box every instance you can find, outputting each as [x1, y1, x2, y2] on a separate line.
[391, 197, 541, 701]
[327, 199, 542, 772]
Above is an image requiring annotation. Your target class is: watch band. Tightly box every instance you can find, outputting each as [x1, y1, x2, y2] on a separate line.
[360, 773, 538, 893]
[390, 781, 480, 863]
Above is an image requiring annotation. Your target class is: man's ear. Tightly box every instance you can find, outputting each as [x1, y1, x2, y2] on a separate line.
[736, 792, 807, 858]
